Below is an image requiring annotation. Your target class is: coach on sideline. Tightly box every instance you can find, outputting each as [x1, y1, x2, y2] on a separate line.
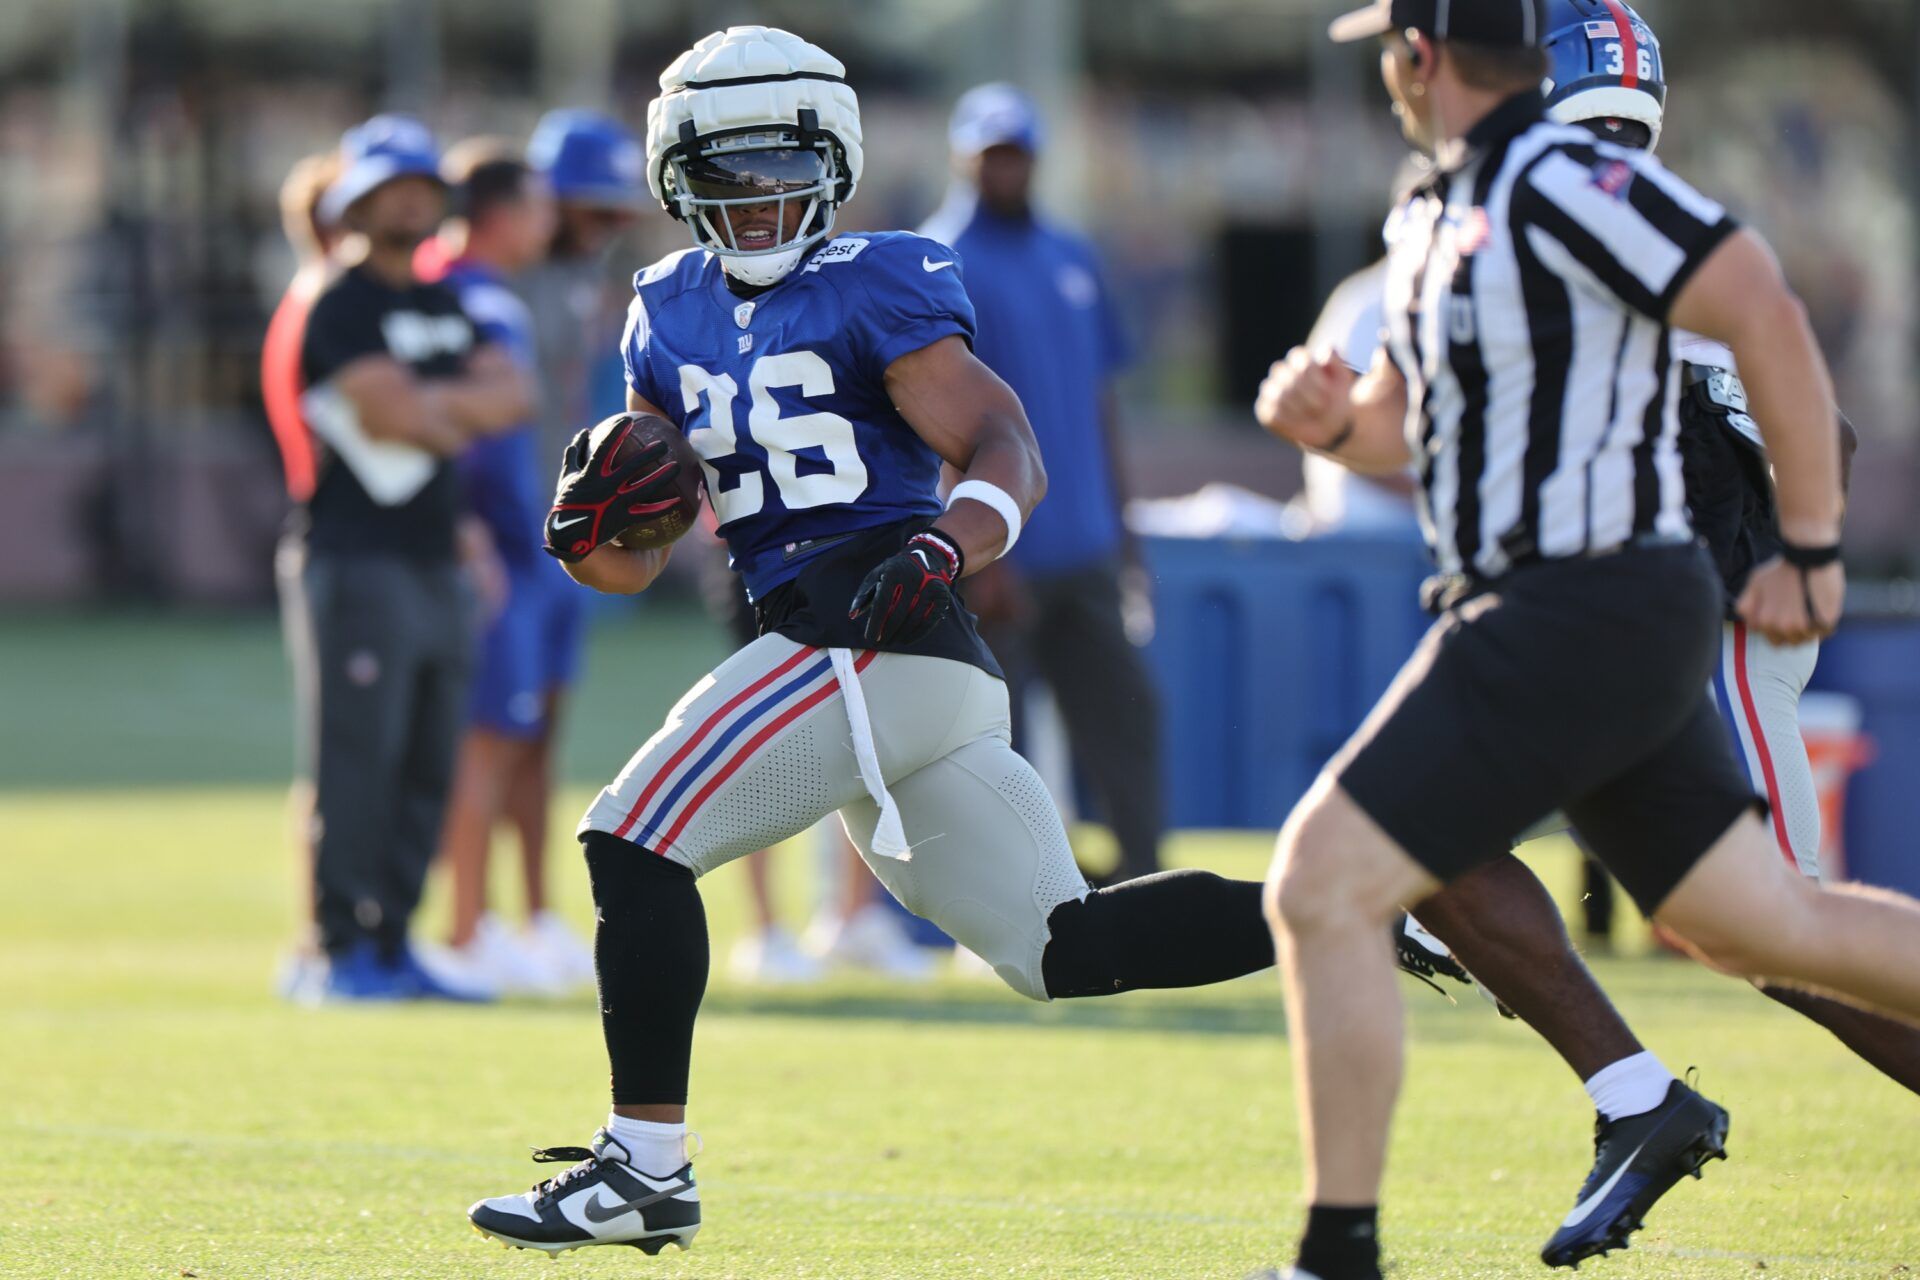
[920, 84, 1164, 885]
[288, 115, 531, 1002]
[1250, 1, 1920, 1276]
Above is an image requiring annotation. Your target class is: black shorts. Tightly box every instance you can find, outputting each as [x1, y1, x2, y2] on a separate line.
[1335, 542, 1762, 914]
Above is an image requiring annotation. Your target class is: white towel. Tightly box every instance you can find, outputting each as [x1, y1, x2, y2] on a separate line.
[829, 647, 910, 861]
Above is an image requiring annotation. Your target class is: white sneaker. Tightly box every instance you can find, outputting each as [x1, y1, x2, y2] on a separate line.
[728, 927, 825, 984]
[274, 948, 327, 1006]
[470, 914, 571, 996]
[521, 911, 597, 991]
[410, 939, 505, 1001]
[468, 1129, 701, 1255]
[805, 903, 936, 980]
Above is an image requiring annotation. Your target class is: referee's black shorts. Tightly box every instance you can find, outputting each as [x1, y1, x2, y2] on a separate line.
[1334, 541, 1762, 914]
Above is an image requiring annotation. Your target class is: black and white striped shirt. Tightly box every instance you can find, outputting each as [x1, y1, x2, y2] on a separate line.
[1381, 93, 1738, 580]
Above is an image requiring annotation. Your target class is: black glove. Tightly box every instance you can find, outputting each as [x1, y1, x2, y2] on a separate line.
[543, 418, 682, 563]
[848, 529, 965, 645]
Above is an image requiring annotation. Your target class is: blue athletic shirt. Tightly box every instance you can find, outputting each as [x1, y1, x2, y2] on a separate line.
[923, 201, 1132, 576]
[620, 232, 975, 600]
[443, 258, 547, 568]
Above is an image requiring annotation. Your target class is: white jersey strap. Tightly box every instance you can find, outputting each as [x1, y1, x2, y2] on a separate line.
[829, 647, 910, 861]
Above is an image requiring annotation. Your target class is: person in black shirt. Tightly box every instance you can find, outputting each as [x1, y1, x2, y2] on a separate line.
[285, 115, 531, 1003]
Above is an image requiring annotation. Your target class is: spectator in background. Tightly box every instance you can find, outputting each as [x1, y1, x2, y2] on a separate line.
[413, 139, 596, 998]
[287, 115, 532, 1002]
[522, 110, 646, 461]
[262, 148, 341, 997]
[921, 84, 1165, 885]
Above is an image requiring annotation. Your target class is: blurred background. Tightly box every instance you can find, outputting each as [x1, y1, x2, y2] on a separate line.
[0, 0, 1914, 605]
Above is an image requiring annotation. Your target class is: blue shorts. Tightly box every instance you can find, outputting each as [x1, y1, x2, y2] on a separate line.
[468, 560, 588, 738]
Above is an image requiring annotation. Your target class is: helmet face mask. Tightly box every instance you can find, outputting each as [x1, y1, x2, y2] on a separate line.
[664, 132, 842, 272]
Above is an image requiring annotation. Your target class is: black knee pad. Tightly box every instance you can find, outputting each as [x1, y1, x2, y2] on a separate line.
[1042, 868, 1272, 998]
[583, 830, 695, 907]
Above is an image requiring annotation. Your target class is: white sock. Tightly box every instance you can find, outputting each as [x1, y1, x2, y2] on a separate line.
[1583, 1051, 1676, 1121]
[605, 1114, 688, 1175]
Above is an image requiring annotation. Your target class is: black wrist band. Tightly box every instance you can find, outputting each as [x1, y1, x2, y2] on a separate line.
[1321, 419, 1357, 455]
[1781, 541, 1842, 568]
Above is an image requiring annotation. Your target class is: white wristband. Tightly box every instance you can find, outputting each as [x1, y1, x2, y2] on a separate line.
[946, 480, 1023, 556]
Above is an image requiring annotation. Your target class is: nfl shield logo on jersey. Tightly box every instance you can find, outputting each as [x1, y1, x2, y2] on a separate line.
[733, 301, 755, 330]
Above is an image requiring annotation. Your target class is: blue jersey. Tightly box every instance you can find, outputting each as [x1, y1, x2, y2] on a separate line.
[621, 232, 975, 599]
[444, 258, 547, 567]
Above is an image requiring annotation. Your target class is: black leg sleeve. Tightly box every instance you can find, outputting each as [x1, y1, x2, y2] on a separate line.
[1041, 869, 1274, 998]
[583, 831, 709, 1106]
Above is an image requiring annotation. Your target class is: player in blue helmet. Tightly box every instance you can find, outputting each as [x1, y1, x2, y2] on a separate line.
[1541, 0, 1667, 151]
[1353, 2, 1909, 1270]
[465, 26, 1280, 1258]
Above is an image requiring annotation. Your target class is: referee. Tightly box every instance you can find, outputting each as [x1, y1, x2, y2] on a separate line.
[1251, 2, 1920, 1277]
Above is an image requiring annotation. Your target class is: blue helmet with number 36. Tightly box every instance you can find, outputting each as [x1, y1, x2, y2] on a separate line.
[1541, 0, 1667, 152]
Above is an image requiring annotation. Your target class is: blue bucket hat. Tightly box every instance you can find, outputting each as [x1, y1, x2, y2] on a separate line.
[948, 83, 1043, 157]
[528, 109, 645, 207]
[320, 114, 443, 224]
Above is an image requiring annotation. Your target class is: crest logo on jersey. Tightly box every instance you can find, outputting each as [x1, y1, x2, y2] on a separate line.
[801, 237, 870, 274]
[733, 301, 755, 330]
[738, 334, 753, 354]
[1592, 161, 1635, 199]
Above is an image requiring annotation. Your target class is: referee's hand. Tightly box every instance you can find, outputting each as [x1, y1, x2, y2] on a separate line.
[1256, 346, 1356, 453]
[1737, 558, 1845, 646]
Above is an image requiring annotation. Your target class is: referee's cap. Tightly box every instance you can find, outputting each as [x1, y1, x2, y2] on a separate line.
[320, 114, 443, 224]
[949, 83, 1043, 157]
[1330, 0, 1546, 46]
[529, 110, 646, 208]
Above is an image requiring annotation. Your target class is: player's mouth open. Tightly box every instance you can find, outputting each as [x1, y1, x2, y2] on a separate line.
[734, 224, 778, 250]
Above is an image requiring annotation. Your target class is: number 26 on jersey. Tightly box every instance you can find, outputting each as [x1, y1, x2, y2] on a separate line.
[677, 351, 869, 523]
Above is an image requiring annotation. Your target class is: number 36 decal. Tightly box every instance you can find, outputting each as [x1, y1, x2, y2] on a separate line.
[676, 351, 870, 523]
[1601, 41, 1655, 80]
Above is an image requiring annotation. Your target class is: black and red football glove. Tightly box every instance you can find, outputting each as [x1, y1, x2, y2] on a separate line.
[542, 417, 682, 563]
[849, 529, 966, 645]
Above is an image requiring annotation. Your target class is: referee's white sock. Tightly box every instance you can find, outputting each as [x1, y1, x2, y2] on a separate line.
[1583, 1051, 1676, 1121]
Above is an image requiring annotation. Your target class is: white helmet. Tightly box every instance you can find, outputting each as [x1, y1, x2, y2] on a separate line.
[645, 26, 864, 287]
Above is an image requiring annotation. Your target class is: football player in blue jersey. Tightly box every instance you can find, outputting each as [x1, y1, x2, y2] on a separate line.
[465, 26, 1279, 1257]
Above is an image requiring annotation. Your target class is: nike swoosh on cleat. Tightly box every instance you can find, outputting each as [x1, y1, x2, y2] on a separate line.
[580, 1180, 694, 1224]
[922, 257, 955, 272]
[1560, 1137, 1651, 1228]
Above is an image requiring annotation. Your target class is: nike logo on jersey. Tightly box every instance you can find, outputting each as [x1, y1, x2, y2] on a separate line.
[922, 257, 955, 273]
[552, 515, 588, 530]
[579, 1180, 693, 1223]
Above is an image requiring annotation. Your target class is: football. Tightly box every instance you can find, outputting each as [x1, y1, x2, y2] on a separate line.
[596, 412, 706, 550]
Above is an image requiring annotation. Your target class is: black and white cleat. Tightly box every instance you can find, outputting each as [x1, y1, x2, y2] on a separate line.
[1541, 1077, 1729, 1268]
[468, 1128, 701, 1256]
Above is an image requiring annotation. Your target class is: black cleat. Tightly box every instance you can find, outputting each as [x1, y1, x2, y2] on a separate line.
[468, 1128, 701, 1256]
[1541, 1077, 1729, 1268]
[1393, 913, 1472, 995]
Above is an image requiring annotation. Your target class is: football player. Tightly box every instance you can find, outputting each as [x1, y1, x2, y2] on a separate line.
[466, 26, 1277, 1256]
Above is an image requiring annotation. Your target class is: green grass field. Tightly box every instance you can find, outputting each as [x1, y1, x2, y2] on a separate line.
[4, 613, 1917, 1279]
